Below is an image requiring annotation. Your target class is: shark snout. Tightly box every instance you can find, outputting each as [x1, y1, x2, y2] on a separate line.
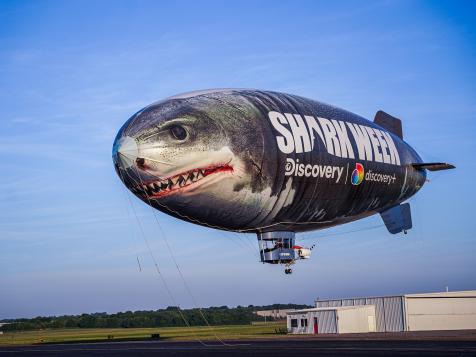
[113, 134, 161, 190]
[113, 135, 139, 170]
[113, 132, 181, 180]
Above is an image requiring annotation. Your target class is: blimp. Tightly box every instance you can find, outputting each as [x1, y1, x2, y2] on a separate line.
[113, 89, 454, 274]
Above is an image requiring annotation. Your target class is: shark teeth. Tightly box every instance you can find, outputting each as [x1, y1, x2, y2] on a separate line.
[135, 164, 232, 198]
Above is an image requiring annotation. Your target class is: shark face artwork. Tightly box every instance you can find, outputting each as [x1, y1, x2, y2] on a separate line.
[113, 89, 454, 273]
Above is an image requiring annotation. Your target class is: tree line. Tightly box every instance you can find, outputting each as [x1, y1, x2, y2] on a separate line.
[0, 304, 310, 331]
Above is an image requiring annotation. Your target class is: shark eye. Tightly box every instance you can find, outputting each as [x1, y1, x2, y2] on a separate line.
[169, 125, 188, 141]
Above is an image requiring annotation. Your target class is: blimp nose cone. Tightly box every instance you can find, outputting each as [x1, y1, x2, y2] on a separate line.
[113, 135, 139, 169]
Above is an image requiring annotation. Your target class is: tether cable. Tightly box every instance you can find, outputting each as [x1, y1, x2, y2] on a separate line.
[133, 167, 248, 347]
[118, 168, 212, 347]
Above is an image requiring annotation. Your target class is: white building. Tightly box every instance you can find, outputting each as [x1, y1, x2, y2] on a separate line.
[287, 290, 476, 334]
[254, 309, 296, 320]
[0, 323, 9, 334]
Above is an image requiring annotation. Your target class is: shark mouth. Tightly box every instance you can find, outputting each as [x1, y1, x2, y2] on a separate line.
[133, 164, 233, 198]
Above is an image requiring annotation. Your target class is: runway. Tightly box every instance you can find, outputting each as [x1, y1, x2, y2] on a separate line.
[1, 333, 476, 357]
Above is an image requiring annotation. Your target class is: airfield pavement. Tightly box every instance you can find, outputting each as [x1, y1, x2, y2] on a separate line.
[1, 330, 476, 356]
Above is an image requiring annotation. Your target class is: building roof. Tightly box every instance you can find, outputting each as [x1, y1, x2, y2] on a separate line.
[404, 290, 476, 298]
[287, 305, 375, 315]
[314, 290, 476, 303]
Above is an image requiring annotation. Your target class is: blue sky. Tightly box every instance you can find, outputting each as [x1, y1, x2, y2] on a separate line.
[0, 0, 475, 319]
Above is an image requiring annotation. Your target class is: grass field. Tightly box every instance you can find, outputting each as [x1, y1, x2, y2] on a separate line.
[0, 322, 287, 346]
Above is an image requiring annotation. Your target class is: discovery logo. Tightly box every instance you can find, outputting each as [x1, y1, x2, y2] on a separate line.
[351, 163, 364, 185]
[350, 164, 397, 186]
[285, 158, 344, 183]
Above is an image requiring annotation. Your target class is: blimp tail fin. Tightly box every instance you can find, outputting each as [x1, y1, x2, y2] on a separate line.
[411, 162, 455, 171]
[374, 110, 403, 139]
[380, 203, 412, 234]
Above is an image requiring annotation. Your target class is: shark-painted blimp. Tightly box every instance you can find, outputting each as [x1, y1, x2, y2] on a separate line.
[113, 89, 454, 274]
